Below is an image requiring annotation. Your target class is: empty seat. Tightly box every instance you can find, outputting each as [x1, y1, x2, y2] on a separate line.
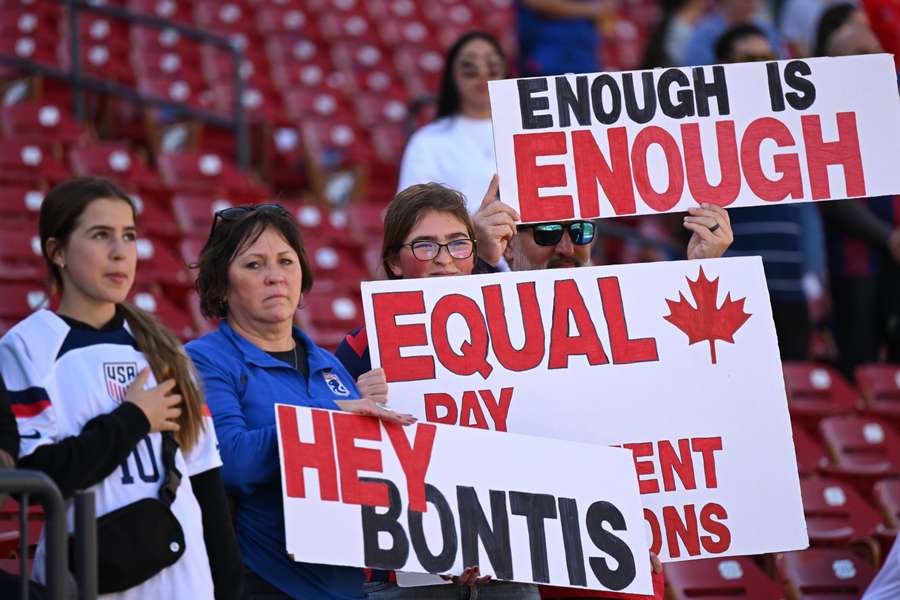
[874, 479, 900, 529]
[130, 287, 195, 341]
[856, 364, 900, 419]
[794, 424, 827, 477]
[157, 150, 268, 197]
[665, 556, 786, 599]
[134, 237, 192, 288]
[0, 229, 44, 282]
[69, 143, 165, 192]
[1, 102, 89, 146]
[0, 184, 43, 225]
[800, 477, 883, 546]
[782, 362, 860, 429]
[819, 416, 900, 494]
[778, 548, 875, 600]
[0, 139, 69, 184]
[171, 194, 234, 237]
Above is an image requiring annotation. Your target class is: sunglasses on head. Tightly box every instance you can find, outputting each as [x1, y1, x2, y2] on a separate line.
[517, 221, 596, 247]
[208, 203, 288, 238]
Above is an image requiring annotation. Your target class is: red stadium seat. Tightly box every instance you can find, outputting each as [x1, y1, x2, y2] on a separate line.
[303, 239, 370, 292]
[800, 477, 883, 546]
[130, 48, 204, 84]
[317, 12, 379, 44]
[171, 194, 234, 237]
[131, 25, 198, 55]
[0, 139, 69, 185]
[134, 237, 191, 288]
[0, 282, 48, 335]
[69, 143, 165, 193]
[1, 102, 90, 147]
[782, 362, 861, 429]
[137, 74, 210, 111]
[193, 1, 258, 36]
[665, 556, 786, 599]
[127, 0, 194, 24]
[256, 5, 316, 36]
[353, 90, 408, 129]
[0, 229, 44, 282]
[157, 150, 268, 197]
[282, 87, 353, 123]
[778, 548, 875, 599]
[300, 291, 364, 349]
[875, 479, 900, 529]
[129, 287, 195, 341]
[856, 364, 900, 419]
[793, 424, 827, 477]
[0, 184, 43, 226]
[819, 416, 900, 494]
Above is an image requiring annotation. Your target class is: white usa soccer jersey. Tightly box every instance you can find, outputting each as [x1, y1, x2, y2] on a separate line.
[0, 310, 221, 599]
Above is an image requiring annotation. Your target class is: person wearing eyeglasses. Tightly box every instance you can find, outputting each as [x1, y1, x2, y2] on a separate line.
[185, 204, 415, 600]
[396, 31, 508, 215]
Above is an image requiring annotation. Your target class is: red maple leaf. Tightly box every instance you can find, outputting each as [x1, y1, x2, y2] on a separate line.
[664, 266, 751, 364]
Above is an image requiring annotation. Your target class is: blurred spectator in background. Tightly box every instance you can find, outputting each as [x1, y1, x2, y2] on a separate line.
[517, 0, 617, 76]
[715, 24, 825, 361]
[814, 8, 900, 376]
[860, 0, 900, 71]
[780, 0, 852, 57]
[397, 31, 507, 214]
[682, 0, 781, 65]
[641, 0, 708, 68]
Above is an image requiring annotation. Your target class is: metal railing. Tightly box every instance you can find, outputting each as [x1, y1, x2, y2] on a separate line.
[0, 470, 97, 600]
[0, 0, 249, 169]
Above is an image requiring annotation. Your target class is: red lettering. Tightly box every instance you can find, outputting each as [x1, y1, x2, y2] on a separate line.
[691, 436, 723, 489]
[802, 112, 866, 199]
[681, 121, 740, 206]
[663, 504, 701, 558]
[643, 508, 662, 556]
[373, 291, 434, 383]
[624, 442, 659, 494]
[598, 277, 658, 364]
[478, 388, 514, 432]
[572, 127, 636, 218]
[700, 502, 731, 554]
[741, 117, 803, 202]
[659, 439, 696, 492]
[548, 279, 609, 369]
[383, 422, 436, 513]
[460, 391, 489, 429]
[278, 406, 338, 501]
[424, 393, 457, 425]
[482, 283, 544, 372]
[431, 294, 492, 378]
[333, 412, 388, 507]
[514, 132, 573, 222]
[631, 126, 684, 212]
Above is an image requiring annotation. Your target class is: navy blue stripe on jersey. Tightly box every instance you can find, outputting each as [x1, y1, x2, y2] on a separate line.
[57, 326, 139, 360]
[8, 386, 52, 417]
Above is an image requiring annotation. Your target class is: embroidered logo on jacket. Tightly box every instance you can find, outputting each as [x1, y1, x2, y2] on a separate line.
[323, 372, 350, 396]
[103, 362, 138, 402]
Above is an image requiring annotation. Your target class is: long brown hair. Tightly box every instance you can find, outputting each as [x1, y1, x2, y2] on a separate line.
[40, 177, 206, 450]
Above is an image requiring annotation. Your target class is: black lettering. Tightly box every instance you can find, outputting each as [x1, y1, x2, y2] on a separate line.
[458, 487, 513, 580]
[361, 478, 409, 570]
[558, 497, 587, 586]
[784, 60, 816, 110]
[692, 65, 730, 117]
[556, 75, 591, 127]
[657, 69, 695, 119]
[509, 491, 557, 583]
[585, 501, 636, 591]
[408, 484, 457, 573]
[591, 75, 622, 124]
[518, 78, 553, 129]
[622, 72, 657, 124]
[766, 62, 785, 111]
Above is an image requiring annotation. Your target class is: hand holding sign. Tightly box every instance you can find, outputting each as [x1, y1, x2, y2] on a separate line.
[684, 203, 733, 260]
[473, 175, 518, 267]
[335, 398, 417, 425]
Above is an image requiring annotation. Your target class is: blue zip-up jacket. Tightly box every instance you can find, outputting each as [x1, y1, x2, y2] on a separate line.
[186, 321, 364, 600]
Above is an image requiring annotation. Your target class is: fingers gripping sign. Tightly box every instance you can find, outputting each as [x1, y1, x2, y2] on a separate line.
[683, 203, 734, 260]
[473, 175, 519, 267]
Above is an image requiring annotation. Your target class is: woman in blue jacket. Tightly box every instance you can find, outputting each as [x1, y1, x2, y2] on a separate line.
[186, 204, 413, 600]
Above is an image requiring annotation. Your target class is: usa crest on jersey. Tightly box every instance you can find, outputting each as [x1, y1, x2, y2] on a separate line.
[323, 371, 349, 396]
[103, 362, 137, 402]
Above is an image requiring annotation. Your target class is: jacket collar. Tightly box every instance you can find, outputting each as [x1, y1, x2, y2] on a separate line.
[219, 320, 333, 374]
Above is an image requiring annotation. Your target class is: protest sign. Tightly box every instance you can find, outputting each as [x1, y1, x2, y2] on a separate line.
[275, 405, 653, 594]
[489, 54, 900, 223]
[362, 256, 809, 561]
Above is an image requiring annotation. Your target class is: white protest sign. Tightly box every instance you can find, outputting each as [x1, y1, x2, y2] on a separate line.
[489, 54, 900, 223]
[362, 256, 809, 562]
[275, 405, 653, 594]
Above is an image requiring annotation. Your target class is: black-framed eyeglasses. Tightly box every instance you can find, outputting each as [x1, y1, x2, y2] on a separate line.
[517, 221, 595, 247]
[208, 203, 288, 239]
[403, 238, 476, 261]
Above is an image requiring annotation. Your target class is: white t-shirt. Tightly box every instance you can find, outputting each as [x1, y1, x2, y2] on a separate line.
[864, 537, 900, 599]
[0, 310, 221, 600]
[397, 115, 495, 213]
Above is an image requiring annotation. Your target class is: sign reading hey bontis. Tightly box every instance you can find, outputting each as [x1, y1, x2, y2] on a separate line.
[275, 405, 653, 594]
[489, 54, 900, 223]
[362, 257, 809, 561]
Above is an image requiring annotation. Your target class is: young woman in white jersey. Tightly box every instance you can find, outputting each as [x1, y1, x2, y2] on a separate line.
[0, 177, 243, 599]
